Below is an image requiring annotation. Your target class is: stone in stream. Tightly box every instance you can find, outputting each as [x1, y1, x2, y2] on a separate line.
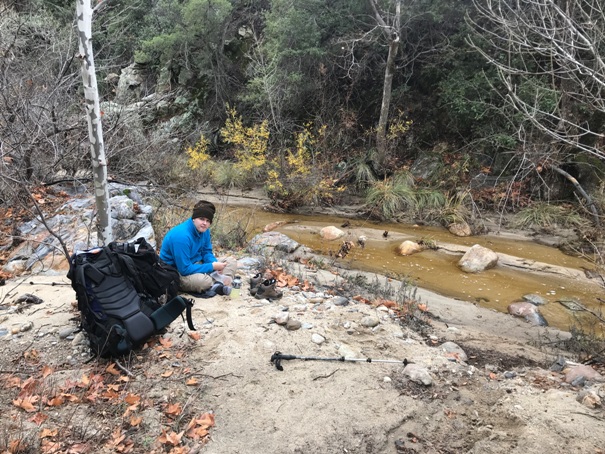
[458, 244, 498, 273]
[522, 294, 548, 306]
[557, 298, 584, 312]
[507, 301, 549, 326]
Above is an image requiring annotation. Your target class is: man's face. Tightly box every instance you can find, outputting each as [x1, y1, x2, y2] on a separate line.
[193, 217, 211, 233]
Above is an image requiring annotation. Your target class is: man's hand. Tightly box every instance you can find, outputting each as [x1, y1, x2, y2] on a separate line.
[213, 262, 227, 272]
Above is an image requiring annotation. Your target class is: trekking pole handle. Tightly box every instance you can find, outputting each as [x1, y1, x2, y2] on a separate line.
[270, 351, 296, 371]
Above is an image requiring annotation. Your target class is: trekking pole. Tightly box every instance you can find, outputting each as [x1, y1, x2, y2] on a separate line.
[270, 351, 412, 371]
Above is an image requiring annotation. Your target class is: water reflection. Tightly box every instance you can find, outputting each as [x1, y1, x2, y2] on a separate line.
[224, 207, 604, 333]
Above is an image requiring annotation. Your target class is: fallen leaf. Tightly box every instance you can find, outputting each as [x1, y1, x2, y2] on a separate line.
[9, 439, 28, 453]
[30, 412, 48, 426]
[124, 393, 141, 406]
[65, 443, 91, 453]
[40, 428, 58, 439]
[161, 369, 174, 378]
[5, 376, 22, 389]
[13, 395, 39, 412]
[158, 429, 183, 446]
[130, 416, 142, 427]
[165, 402, 182, 416]
[41, 366, 53, 378]
[47, 395, 65, 407]
[41, 439, 62, 453]
[159, 337, 173, 348]
[105, 363, 120, 376]
[186, 377, 199, 386]
[21, 377, 39, 393]
[188, 331, 201, 341]
[196, 412, 215, 428]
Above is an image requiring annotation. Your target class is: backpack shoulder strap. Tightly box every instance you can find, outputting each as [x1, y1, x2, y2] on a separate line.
[149, 296, 195, 331]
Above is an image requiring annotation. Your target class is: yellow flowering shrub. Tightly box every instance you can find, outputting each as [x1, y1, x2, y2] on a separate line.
[220, 107, 269, 173]
[186, 134, 211, 170]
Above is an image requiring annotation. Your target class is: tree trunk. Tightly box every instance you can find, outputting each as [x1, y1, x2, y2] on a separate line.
[376, 36, 400, 161]
[76, 0, 112, 245]
[550, 165, 600, 226]
[369, 0, 401, 175]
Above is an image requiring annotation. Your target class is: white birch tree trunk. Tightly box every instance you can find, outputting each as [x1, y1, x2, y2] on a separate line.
[76, 0, 112, 245]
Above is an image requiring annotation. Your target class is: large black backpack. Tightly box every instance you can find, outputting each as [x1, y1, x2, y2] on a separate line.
[107, 237, 180, 303]
[67, 243, 194, 358]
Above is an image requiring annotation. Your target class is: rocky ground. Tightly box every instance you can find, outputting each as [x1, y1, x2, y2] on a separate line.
[1, 250, 604, 454]
[0, 187, 604, 453]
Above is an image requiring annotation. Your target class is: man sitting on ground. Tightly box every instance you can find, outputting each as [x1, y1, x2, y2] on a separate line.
[160, 200, 237, 296]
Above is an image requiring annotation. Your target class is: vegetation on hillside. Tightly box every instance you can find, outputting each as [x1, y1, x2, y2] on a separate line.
[1, 0, 604, 259]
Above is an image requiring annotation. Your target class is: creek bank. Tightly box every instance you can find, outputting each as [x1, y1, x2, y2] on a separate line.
[1, 254, 604, 453]
[1, 187, 605, 453]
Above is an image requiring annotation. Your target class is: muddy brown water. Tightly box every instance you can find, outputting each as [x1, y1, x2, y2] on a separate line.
[223, 207, 604, 333]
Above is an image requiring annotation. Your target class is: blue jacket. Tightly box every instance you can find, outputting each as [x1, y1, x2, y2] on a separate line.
[159, 218, 217, 276]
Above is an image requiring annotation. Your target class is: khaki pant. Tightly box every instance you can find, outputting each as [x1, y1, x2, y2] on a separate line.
[179, 257, 238, 293]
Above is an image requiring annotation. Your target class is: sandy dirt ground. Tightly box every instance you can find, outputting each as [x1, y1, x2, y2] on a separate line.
[1, 259, 604, 454]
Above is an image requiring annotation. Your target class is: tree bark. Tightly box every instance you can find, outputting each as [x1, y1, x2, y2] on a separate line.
[76, 0, 112, 245]
[550, 165, 600, 227]
[370, 0, 401, 174]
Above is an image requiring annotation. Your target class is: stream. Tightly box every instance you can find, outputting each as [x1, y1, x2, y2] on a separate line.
[224, 206, 604, 333]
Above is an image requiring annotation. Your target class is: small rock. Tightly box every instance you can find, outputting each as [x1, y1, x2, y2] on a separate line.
[71, 332, 88, 346]
[285, 319, 301, 331]
[301, 323, 314, 330]
[330, 296, 349, 306]
[274, 313, 289, 325]
[20, 321, 34, 332]
[403, 363, 433, 386]
[440, 341, 468, 362]
[59, 326, 78, 339]
[522, 294, 548, 306]
[576, 389, 601, 408]
[311, 333, 325, 345]
[565, 365, 603, 384]
[319, 226, 345, 240]
[448, 222, 472, 237]
[383, 376, 392, 383]
[396, 240, 423, 256]
[360, 316, 380, 328]
[338, 344, 357, 359]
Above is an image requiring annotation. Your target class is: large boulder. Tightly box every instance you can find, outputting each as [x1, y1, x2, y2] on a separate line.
[247, 232, 300, 254]
[2, 184, 156, 276]
[458, 244, 498, 273]
[115, 63, 145, 104]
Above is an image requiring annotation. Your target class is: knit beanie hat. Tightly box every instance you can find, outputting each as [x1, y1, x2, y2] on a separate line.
[191, 200, 216, 223]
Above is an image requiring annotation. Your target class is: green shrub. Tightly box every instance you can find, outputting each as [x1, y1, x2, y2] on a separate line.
[512, 202, 589, 229]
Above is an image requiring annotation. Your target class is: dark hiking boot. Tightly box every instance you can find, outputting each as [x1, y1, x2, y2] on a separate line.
[254, 278, 283, 300]
[249, 273, 263, 296]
